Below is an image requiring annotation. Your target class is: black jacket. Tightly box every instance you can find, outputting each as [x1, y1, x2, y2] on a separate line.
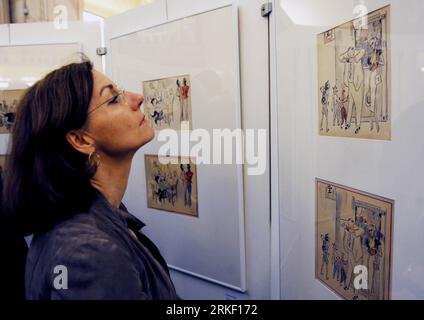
[25, 193, 179, 300]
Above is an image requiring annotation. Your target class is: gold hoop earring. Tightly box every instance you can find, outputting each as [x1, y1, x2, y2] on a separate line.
[87, 150, 100, 167]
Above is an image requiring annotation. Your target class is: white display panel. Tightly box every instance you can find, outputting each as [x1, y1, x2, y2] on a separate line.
[272, 0, 424, 299]
[0, 25, 8, 46]
[109, 5, 246, 291]
[0, 43, 81, 89]
[9, 21, 102, 70]
[0, 43, 81, 154]
[166, 0, 232, 21]
[104, 0, 167, 41]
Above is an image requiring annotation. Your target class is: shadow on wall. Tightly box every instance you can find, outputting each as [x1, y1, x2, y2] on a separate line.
[381, 98, 424, 299]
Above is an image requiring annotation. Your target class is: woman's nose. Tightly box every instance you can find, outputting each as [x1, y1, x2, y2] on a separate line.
[126, 91, 144, 110]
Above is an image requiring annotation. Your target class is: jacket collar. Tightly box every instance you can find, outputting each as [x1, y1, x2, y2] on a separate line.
[91, 191, 146, 232]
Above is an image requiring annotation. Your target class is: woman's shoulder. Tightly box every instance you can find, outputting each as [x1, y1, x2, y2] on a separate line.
[25, 212, 142, 300]
[28, 212, 120, 267]
[37, 212, 101, 240]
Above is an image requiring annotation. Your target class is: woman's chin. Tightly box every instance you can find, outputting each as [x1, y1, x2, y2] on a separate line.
[139, 128, 155, 148]
[146, 126, 155, 142]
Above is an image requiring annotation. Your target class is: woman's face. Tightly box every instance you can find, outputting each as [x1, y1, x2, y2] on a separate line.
[85, 70, 154, 156]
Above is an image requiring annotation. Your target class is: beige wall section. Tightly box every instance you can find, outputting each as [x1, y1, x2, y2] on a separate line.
[9, 0, 82, 23]
[0, 0, 10, 24]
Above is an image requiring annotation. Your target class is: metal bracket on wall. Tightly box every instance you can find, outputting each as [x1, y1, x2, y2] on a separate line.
[96, 47, 108, 56]
[261, 2, 272, 17]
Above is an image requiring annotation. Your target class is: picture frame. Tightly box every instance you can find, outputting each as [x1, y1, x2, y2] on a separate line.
[143, 75, 192, 131]
[317, 5, 391, 140]
[315, 178, 394, 300]
[144, 154, 198, 217]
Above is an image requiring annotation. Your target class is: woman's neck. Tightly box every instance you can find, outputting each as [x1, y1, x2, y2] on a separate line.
[91, 153, 133, 208]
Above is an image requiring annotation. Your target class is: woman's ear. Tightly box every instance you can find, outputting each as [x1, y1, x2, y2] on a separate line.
[66, 130, 95, 156]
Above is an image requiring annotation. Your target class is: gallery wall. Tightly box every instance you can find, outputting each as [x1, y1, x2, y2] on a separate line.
[105, 0, 271, 299]
[272, 0, 424, 299]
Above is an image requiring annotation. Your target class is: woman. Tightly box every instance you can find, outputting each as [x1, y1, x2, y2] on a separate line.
[2, 59, 179, 300]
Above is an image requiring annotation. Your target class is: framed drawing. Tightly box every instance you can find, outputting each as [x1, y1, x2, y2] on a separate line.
[0, 89, 25, 134]
[317, 5, 391, 140]
[144, 154, 198, 217]
[316, 178, 393, 300]
[143, 75, 192, 131]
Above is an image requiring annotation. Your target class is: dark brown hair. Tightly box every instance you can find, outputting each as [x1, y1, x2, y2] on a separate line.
[2, 60, 96, 235]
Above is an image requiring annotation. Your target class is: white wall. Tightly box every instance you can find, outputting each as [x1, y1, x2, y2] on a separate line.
[0, 24, 9, 45]
[8, 21, 102, 69]
[272, 0, 424, 299]
[105, 0, 271, 300]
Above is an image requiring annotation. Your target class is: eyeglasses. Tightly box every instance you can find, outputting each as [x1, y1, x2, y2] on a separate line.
[87, 87, 128, 115]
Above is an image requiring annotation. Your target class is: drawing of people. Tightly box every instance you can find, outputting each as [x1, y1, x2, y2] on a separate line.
[1, 98, 17, 131]
[363, 25, 385, 133]
[168, 171, 178, 206]
[331, 85, 341, 127]
[339, 46, 365, 134]
[157, 82, 167, 125]
[156, 175, 170, 203]
[0, 101, 6, 113]
[151, 110, 164, 126]
[331, 243, 340, 281]
[365, 222, 384, 299]
[10, 99, 18, 113]
[150, 178, 159, 204]
[166, 88, 175, 125]
[146, 82, 157, 107]
[181, 78, 190, 122]
[0, 102, 6, 127]
[338, 88, 348, 128]
[320, 80, 330, 132]
[339, 252, 348, 287]
[180, 164, 194, 208]
[154, 82, 163, 107]
[342, 216, 365, 293]
[333, 256, 341, 281]
[371, 248, 382, 299]
[320, 233, 330, 280]
[178, 164, 186, 201]
[176, 79, 183, 122]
